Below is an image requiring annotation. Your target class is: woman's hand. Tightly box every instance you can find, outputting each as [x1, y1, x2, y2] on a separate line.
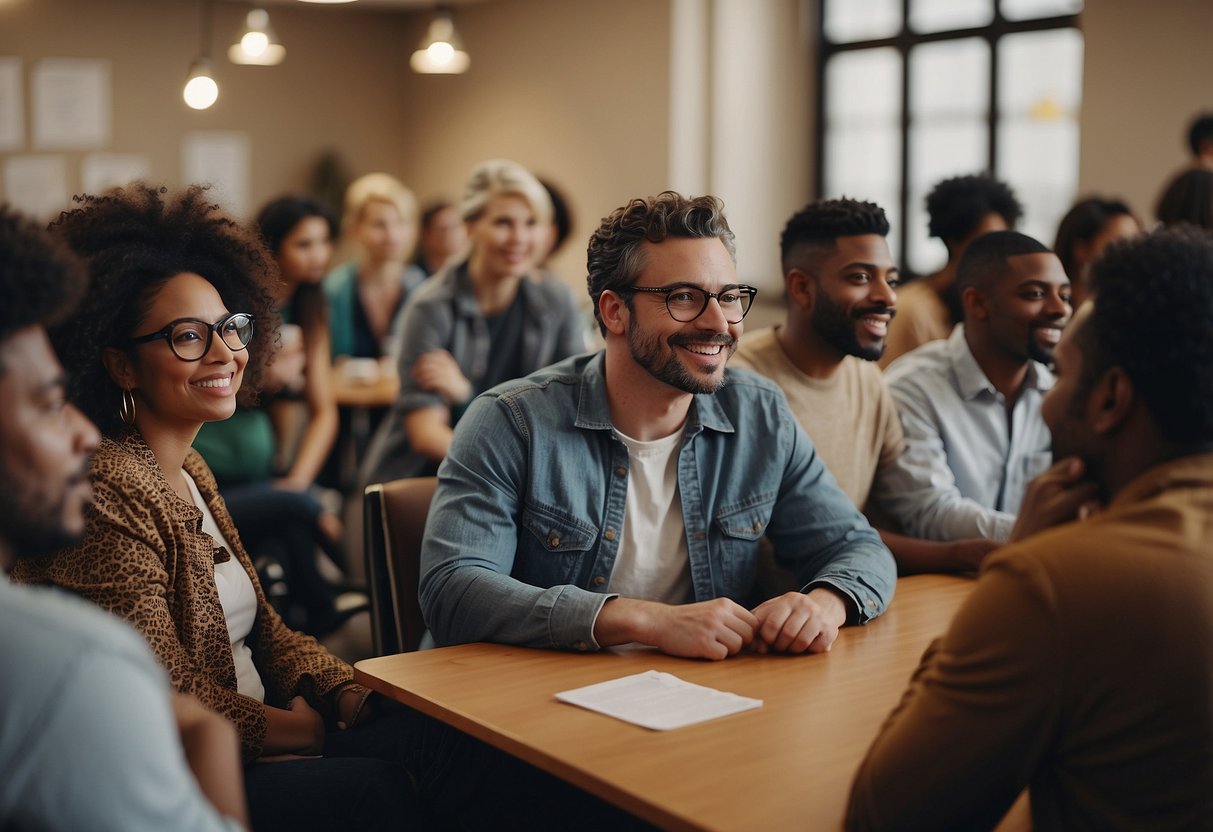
[336, 686, 374, 730]
[262, 695, 325, 756]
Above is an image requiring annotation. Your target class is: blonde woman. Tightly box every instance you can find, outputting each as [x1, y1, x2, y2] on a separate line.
[323, 172, 424, 359]
[360, 159, 586, 485]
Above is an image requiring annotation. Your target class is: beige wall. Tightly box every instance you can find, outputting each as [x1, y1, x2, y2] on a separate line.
[0, 0, 415, 214]
[1, 0, 1210, 289]
[394, 0, 670, 292]
[1078, 0, 1213, 224]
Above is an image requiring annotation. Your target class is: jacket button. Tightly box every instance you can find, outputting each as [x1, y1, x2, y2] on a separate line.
[866, 598, 876, 609]
[574, 640, 589, 651]
[614, 466, 626, 477]
[752, 521, 762, 532]
[548, 533, 560, 548]
[693, 531, 706, 541]
[604, 528, 616, 541]
[593, 575, 606, 586]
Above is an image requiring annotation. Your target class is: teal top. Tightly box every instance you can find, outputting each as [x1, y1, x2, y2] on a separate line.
[322, 260, 425, 359]
[192, 409, 276, 486]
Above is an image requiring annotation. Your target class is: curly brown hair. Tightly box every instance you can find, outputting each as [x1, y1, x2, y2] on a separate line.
[0, 205, 87, 357]
[586, 191, 736, 336]
[47, 184, 279, 438]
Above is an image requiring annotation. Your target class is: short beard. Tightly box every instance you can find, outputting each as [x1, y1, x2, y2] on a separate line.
[627, 321, 734, 395]
[0, 463, 84, 560]
[812, 293, 892, 362]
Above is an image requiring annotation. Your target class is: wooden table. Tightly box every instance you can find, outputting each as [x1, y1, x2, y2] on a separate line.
[355, 574, 1029, 830]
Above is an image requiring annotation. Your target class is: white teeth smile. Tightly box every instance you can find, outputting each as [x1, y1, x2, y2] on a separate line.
[684, 344, 724, 356]
[193, 377, 231, 389]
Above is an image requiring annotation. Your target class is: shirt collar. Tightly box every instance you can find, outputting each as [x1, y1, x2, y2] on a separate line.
[573, 351, 735, 435]
[947, 323, 1055, 400]
[1110, 452, 1213, 510]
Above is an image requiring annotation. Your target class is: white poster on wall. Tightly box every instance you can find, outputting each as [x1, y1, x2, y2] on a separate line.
[182, 131, 251, 219]
[0, 58, 24, 151]
[81, 152, 151, 195]
[32, 58, 111, 150]
[2, 155, 68, 220]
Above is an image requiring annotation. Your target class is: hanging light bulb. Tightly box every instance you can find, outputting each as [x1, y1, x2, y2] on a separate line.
[229, 8, 286, 66]
[183, 57, 219, 110]
[184, 0, 218, 110]
[410, 7, 469, 74]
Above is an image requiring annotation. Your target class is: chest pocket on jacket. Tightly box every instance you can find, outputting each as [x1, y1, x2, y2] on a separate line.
[713, 494, 777, 592]
[520, 502, 598, 586]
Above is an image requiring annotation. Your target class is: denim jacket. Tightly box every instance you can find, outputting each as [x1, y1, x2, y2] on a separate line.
[419, 352, 896, 651]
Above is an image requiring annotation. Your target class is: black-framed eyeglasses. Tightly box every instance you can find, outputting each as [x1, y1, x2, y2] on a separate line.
[127, 313, 255, 362]
[623, 283, 757, 324]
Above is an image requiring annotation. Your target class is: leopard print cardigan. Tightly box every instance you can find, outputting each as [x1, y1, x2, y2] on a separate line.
[12, 430, 361, 761]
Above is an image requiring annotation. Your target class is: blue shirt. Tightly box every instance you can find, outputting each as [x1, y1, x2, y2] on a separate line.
[877, 324, 1054, 542]
[419, 352, 896, 651]
[0, 578, 240, 831]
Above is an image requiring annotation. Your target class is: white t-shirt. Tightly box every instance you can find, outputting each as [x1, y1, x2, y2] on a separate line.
[607, 427, 692, 604]
[182, 470, 266, 702]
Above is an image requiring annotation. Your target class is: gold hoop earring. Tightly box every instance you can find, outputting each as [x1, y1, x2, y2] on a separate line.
[120, 389, 136, 426]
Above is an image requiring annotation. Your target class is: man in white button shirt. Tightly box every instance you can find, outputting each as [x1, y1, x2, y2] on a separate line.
[877, 230, 1071, 542]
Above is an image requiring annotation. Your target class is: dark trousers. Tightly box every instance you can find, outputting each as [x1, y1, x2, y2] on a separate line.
[245, 701, 651, 831]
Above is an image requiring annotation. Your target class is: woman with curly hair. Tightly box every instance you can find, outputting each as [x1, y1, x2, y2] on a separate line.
[11, 184, 418, 830]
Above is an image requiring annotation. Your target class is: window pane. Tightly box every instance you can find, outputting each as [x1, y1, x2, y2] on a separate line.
[999, 28, 1083, 116]
[823, 0, 901, 43]
[909, 0, 993, 33]
[906, 123, 989, 274]
[910, 38, 989, 116]
[906, 39, 990, 274]
[997, 29, 1083, 247]
[823, 48, 903, 263]
[825, 47, 902, 123]
[998, 120, 1079, 255]
[1001, 0, 1082, 21]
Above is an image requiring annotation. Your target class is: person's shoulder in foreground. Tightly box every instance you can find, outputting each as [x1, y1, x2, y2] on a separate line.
[846, 226, 1213, 831]
[420, 190, 895, 661]
[0, 581, 243, 831]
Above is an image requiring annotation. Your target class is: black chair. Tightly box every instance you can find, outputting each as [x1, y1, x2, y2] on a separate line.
[362, 477, 437, 656]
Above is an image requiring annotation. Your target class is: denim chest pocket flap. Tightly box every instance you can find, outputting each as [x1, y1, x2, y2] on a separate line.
[521, 502, 598, 552]
[713, 494, 777, 541]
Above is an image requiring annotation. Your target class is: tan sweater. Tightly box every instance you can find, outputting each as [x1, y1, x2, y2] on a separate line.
[733, 326, 904, 509]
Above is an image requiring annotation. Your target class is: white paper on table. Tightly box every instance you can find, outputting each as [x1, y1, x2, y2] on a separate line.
[555, 670, 762, 731]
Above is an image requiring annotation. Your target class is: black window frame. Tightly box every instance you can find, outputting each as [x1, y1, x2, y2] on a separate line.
[815, 1, 1082, 273]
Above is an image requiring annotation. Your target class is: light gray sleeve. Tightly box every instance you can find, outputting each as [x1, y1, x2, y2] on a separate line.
[15, 651, 241, 832]
[874, 378, 1015, 542]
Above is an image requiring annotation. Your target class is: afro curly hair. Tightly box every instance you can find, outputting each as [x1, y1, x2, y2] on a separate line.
[48, 183, 279, 438]
[926, 174, 1023, 251]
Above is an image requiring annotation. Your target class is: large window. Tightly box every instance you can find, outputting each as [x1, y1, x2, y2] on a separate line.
[817, 0, 1083, 275]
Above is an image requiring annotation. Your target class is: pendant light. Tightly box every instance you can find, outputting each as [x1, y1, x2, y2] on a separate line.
[410, 6, 469, 75]
[229, 7, 286, 66]
[183, 0, 219, 110]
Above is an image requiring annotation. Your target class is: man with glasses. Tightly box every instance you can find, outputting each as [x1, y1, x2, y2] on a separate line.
[419, 191, 895, 659]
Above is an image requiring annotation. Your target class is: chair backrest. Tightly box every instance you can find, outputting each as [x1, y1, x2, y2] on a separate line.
[363, 476, 438, 656]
